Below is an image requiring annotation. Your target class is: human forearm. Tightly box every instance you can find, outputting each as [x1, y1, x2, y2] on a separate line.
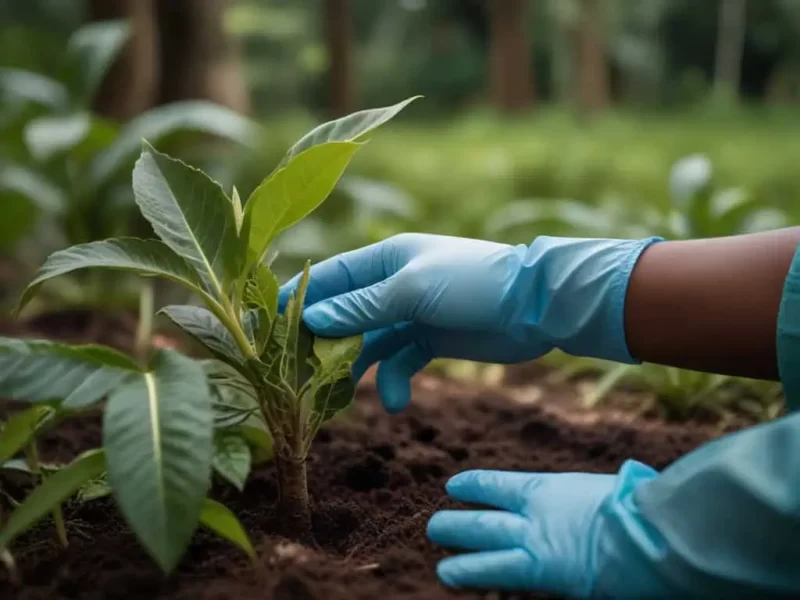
[623, 227, 800, 380]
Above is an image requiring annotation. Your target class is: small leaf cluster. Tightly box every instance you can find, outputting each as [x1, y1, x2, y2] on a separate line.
[0, 97, 419, 573]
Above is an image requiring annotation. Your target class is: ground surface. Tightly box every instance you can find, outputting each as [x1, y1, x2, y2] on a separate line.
[0, 311, 738, 599]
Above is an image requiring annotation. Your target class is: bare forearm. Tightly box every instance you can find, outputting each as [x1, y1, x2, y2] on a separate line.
[624, 228, 800, 380]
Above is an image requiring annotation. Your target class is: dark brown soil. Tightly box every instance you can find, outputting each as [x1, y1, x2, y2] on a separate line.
[0, 313, 738, 600]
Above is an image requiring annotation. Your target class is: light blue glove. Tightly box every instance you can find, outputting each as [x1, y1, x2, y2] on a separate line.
[279, 233, 660, 412]
[428, 411, 800, 599]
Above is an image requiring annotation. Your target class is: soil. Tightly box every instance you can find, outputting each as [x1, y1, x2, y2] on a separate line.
[0, 312, 744, 600]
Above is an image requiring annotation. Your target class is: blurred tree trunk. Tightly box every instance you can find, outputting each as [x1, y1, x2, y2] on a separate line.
[573, 0, 609, 115]
[88, 0, 159, 119]
[489, 0, 534, 114]
[324, 0, 356, 116]
[714, 0, 747, 104]
[155, 0, 250, 112]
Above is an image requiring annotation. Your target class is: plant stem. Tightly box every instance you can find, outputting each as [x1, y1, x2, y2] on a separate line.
[134, 281, 154, 365]
[0, 549, 19, 586]
[24, 443, 68, 548]
[275, 450, 312, 542]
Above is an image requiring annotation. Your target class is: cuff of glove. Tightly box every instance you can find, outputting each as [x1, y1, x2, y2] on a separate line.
[777, 241, 800, 412]
[517, 236, 663, 364]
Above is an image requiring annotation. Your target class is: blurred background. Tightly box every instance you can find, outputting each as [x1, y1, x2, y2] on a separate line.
[0, 0, 796, 419]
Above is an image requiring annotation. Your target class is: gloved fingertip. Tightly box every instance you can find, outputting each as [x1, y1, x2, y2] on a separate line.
[302, 303, 336, 333]
[376, 362, 411, 414]
[436, 559, 462, 589]
[425, 511, 450, 541]
[445, 470, 480, 494]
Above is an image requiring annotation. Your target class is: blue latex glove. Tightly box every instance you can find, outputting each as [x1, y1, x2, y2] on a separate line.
[428, 411, 800, 599]
[279, 233, 659, 412]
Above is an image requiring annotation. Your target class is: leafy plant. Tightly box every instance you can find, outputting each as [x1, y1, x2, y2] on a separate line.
[0, 97, 417, 574]
[0, 19, 257, 313]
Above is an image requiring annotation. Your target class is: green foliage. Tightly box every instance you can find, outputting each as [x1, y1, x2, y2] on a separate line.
[2, 98, 413, 572]
[0, 449, 107, 549]
[0, 19, 257, 313]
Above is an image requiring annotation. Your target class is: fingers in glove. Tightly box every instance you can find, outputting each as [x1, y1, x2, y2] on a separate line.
[375, 342, 432, 413]
[445, 470, 538, 513]
[427, 510, 528, 551]
[436, 549, 535, 591]
[278, 242, 387, 311]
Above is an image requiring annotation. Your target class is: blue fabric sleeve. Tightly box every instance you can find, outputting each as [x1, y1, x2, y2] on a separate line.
[597, 244, 800, 597]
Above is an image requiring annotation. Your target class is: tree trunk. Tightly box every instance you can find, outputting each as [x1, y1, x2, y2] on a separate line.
[714, 0, 747, 104]
[489, 0, 534, 114]
[155, 0, 249, 112]
[324, 0, 356, 116]
[574, 0, 609, 116]
[88, 0, 159, 120]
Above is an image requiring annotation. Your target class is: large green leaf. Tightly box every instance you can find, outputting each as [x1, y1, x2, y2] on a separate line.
[212, 432, 251, 492]
[67, 20, 130, 100]
[90, 101, 257, 189]
[0, 449, 107, 549]
[103, 350, 213, 573]
[18, 238, 207, 313]
[0, 406, 55, 464]
[199, 498, 254, 560]
[132, 144, 241, 296]
[245, 142, 361, 262]
[0, 338, 140, 409]
[279, 96, 420, 167]
[159, 305, 244, 366]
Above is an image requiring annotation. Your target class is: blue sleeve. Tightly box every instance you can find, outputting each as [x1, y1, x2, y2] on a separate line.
[598, 243, 800, 598]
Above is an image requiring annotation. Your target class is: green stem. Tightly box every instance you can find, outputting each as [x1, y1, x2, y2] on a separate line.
[25, 444, 68, 548]
[134, 281, 154, 365]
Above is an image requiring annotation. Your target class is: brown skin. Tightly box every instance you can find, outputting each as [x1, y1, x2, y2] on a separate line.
[624, 227, 800, 381]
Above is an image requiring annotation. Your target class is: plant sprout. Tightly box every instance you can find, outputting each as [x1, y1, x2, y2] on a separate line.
[0, 97, 419, 574]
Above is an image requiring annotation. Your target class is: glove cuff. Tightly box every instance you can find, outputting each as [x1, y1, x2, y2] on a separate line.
[515, 236, 663, 364]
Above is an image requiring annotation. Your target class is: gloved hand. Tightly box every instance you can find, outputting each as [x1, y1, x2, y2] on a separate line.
[279, 233, 660, 412]
[427, 461, 683, 599]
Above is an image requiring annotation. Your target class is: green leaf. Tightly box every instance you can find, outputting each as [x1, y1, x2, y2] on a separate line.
[212, 433, 251, 492]
[103, 350, 213, 573]
[313, 335, 363, 380]
[309, 335, 362, 423]
[240, 424, 273, 465]
[313, 377, 356, 423]
[2, 458, 63, 475]
[199, 498, 255, 560]
[0, 449, 107, 549]
[231, 185, 244, 234]
[245, 142, 361, 262]
[90, 101, 257, 189]
[76, 473, 112, 502]
[0, 338, 140, 409]
[0, 68, 68, 110]
[67, 20, 131, 99]
[18, 238, 208, 314]
[244, 264, 279, 320]
[0, 406, 55, 464]
[282, 262, 313, 391]
[0, 163, 67, 251]
[280, 96, 420, 167]
[24, 113, 91, 161]
[132, 144, 242, 296]
[159, 305, 244, 366]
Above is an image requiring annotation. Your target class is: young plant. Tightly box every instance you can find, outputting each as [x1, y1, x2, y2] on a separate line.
[0, 97, 418, 573]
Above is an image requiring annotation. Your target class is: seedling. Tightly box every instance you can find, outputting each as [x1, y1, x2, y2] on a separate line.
[0, 97, 419, 573]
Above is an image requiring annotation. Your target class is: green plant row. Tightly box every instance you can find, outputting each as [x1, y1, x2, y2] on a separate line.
[0, 97, 419, 575]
